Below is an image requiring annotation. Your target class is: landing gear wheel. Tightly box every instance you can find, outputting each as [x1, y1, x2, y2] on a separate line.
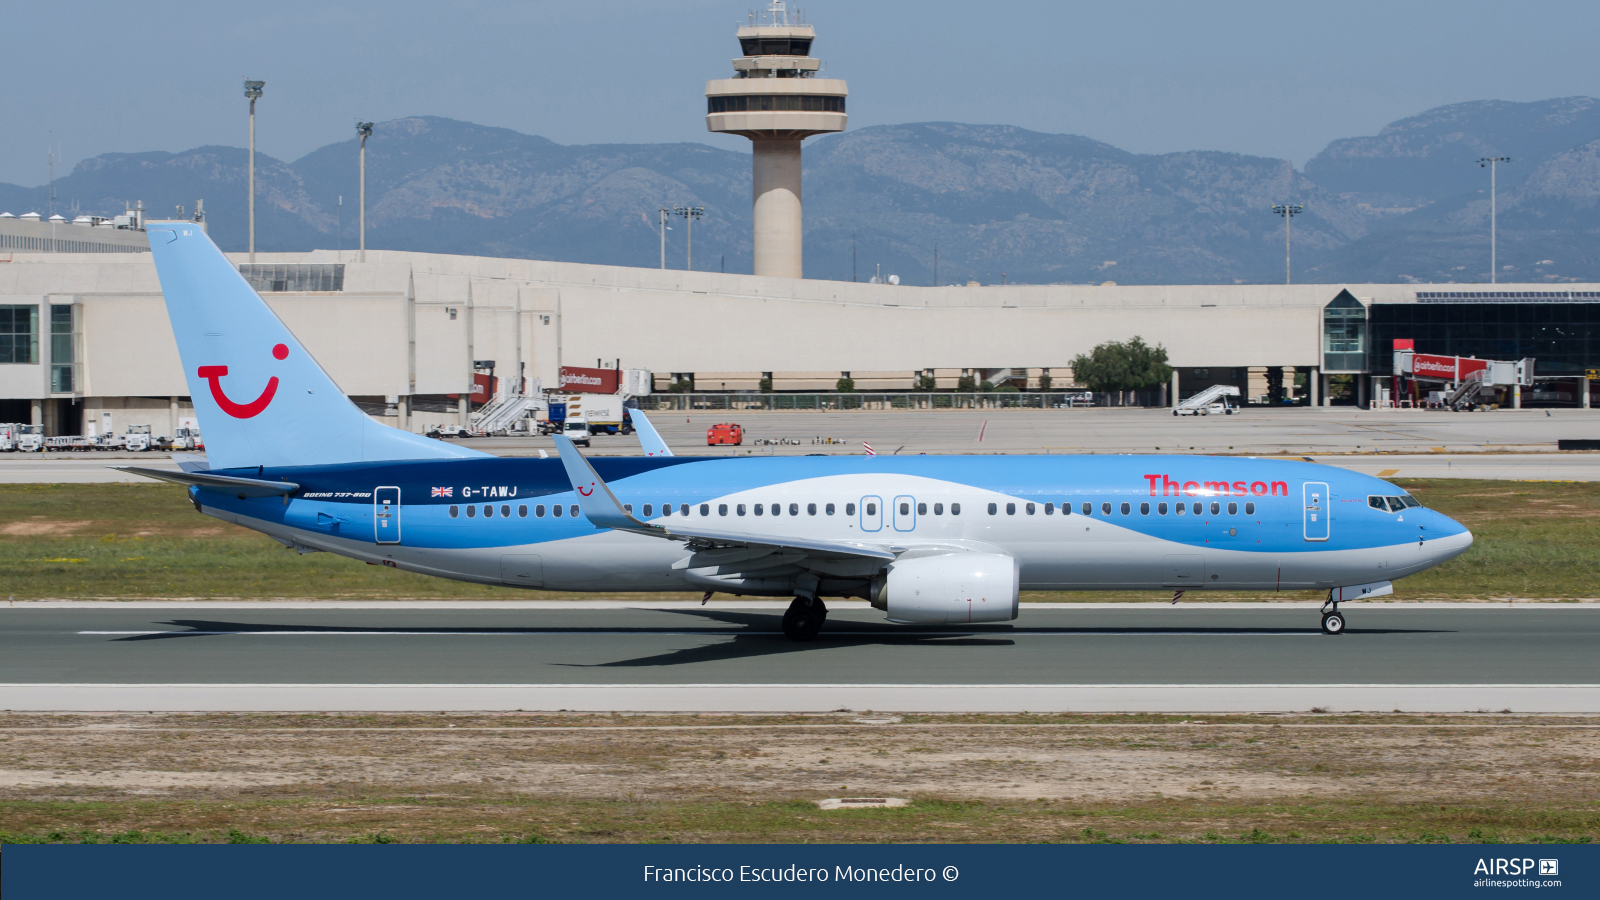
[1320, 611, 1345, 635]
[782, 597, 825, 642]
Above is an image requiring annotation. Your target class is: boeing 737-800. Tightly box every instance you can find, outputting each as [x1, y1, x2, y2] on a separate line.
[119, 226, 1473, 639]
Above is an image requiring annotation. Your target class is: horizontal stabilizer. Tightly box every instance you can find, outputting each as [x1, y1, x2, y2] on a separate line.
[111, 466, 300, 498]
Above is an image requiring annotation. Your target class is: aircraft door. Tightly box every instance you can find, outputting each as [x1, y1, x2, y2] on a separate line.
[893, 495, 916, 531]
[375, 486, 401, 544]
[860, 495, 883, 532]
[1303, 482, 1329, 541]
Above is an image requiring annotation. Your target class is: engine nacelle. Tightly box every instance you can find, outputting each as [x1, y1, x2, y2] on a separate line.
[871, 552, 1020, 624]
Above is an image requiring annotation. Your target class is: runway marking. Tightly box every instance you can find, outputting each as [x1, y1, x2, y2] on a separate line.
[77, 629, 1323, 638]
[1378, 468, 1400, 476]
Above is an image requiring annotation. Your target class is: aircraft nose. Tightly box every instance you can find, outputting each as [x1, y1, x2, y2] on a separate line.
[1426, 516, 1473, 564]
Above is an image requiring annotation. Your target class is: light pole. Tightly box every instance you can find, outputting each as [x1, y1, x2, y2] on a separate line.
[1479, 156, 1510, 283]
[244, 80, 264, 263]
[1271, 203, 1303, 285]
[673, 206, 704, 270]
[357, 122, 374, 263]
[658, 208, 670, 269]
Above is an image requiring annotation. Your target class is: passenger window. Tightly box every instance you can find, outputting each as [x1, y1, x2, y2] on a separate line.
[1227, 502, 1237, 515]
[900, 502, 910, 515]
[552, 504, 562, 517]
[701, 504, 711, 516]
[536, 505, 546, 517]
[1120, 502, 1131, 515]
[518, 505, 527, 517]
[866, 502, 877, 516]
[1025, 503, 1035, 515]
[846, 503, 855, 515]
[449, 505, 459, 518]
[1245, 502, 1255, 515]
[1192, 503, 1202, 515]
[643, 504, 653, 517]
[1062, 503, 1071, 516]
[623, 504, 632, 514]
[790, 503, 800, 516]
[754, 504, 764, 516]
[826, 503, 836, 515]
[662, 504, 672, 517]
[1101, 502, 1111, 515]
[1140, 502, 1150, 515]
[988, 503, 998, 515]
[501, 505, 510, 518]
[484, 505, 494, 518]
[681, 504, 690, 516]
[467, 505, 477, 518]
[916, 502, 926, 515]
[1176, 503, 1185, 516]
[737, 504, 747, 516]
[934, 503, 944, 515]
[1210, 502, 1220, 515]
[718, 504, 728, 516]
[1044, 502, 1054, 515]
[951, 503, 961, 515]
[808, 503, 817, 515]
[570, 505, 579, 517]
[1158, 502, 1168, 515]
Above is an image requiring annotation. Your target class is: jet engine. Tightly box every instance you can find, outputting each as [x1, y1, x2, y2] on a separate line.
[870, 552, 1019, 624]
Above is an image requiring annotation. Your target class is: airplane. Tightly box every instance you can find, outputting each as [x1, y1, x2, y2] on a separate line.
[117, 225, 1474, 640]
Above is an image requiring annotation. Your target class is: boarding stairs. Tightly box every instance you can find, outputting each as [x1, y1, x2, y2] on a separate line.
[1175, 384, 1240, 414]
[1444, 370, 1485, 410]
[471, 391, 542, 435]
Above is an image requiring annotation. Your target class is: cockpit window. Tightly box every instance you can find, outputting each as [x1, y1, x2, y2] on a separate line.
[1370, 494, 1422, 513]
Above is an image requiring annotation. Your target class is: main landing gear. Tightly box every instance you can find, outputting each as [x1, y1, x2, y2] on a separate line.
[782, 596, 827, 642]
[1320, 594, 1346, 635]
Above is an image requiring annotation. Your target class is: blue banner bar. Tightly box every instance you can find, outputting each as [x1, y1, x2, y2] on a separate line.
[3, 843, 1593, 899]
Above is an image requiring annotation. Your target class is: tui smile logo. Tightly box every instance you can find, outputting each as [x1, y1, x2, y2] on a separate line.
[198, 343, 288, 419]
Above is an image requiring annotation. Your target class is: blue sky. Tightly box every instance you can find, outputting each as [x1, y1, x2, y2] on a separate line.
[4, 0, 1597, 184]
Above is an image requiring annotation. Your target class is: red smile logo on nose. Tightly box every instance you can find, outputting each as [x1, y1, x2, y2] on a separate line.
[198, 343, 287, 419]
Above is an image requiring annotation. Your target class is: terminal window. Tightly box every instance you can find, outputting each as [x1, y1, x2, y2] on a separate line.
[239, 264, 345, 293]
[0, 305, 39, 364]
[50, 304, 73, 393]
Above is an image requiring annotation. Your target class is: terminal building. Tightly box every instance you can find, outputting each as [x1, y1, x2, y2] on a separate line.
[0, 5, 1594, 436]
[2, 241, 1596, 437]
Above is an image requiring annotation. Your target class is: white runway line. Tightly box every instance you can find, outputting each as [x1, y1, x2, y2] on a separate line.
[2, 683, 1597, 713]
[76, 629, 1321, 637]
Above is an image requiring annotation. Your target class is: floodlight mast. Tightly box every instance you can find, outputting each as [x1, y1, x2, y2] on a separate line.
[357, 122, 374, 263]
[658, 207, 670, 269]
[673, 206, 705, 270]
[1271, 203, 1303, 285]
[1479, 157, 1511, 283]
[244, 79, 264, 263]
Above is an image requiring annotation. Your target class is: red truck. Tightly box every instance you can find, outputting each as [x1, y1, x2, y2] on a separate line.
[706, 423, 743, 446]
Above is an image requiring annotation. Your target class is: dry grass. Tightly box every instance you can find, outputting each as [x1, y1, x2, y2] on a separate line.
[1, 713, 1598, 844]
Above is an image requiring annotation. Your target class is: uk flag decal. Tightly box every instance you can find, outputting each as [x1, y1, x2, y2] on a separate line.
[431, 486, 453, 498]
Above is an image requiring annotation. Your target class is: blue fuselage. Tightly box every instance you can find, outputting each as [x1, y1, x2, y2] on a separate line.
[192, 454, 1472, 596]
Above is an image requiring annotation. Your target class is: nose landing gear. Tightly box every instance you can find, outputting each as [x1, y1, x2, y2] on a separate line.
[782, 596, 827, 641]
[1320, 594, 1346, 635]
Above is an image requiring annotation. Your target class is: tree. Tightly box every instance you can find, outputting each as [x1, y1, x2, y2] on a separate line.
[835, 376, 856, 393]
[1038, 371, 1053, 391]
[1069, 337, 1173, 393]
[956, 374, 978, 392]
[758, 375, 773, 393]
[915, 373, 937, 392]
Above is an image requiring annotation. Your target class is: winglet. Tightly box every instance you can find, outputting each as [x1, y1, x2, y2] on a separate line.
[631, 409, 673, 457]
[552, 435, 654, 531]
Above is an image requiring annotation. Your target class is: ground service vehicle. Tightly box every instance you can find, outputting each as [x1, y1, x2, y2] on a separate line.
[121, 224, 1475, 643]
[707, 423, 743, 445]
[124, 425, 153, 452]
[15, 425, 44, 452]
[563, 419, 591, 447]
[564, 394, 631, 436]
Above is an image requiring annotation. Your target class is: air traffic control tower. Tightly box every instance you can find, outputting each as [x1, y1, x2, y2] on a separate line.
[706, 2, 846, 278]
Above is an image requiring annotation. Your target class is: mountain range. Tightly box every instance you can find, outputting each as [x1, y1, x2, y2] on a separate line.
[6, 97, 1600, 285]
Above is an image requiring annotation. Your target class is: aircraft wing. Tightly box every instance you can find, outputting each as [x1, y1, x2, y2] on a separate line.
[552, 435, 892, 561]
[111, 466, 300, 499]
[630, 409, 673, 457]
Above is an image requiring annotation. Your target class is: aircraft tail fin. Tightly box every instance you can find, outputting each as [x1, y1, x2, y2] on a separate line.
[145, 226, 489, 470]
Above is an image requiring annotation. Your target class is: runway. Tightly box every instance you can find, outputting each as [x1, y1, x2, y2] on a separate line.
[3, 603, 1597, 712]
